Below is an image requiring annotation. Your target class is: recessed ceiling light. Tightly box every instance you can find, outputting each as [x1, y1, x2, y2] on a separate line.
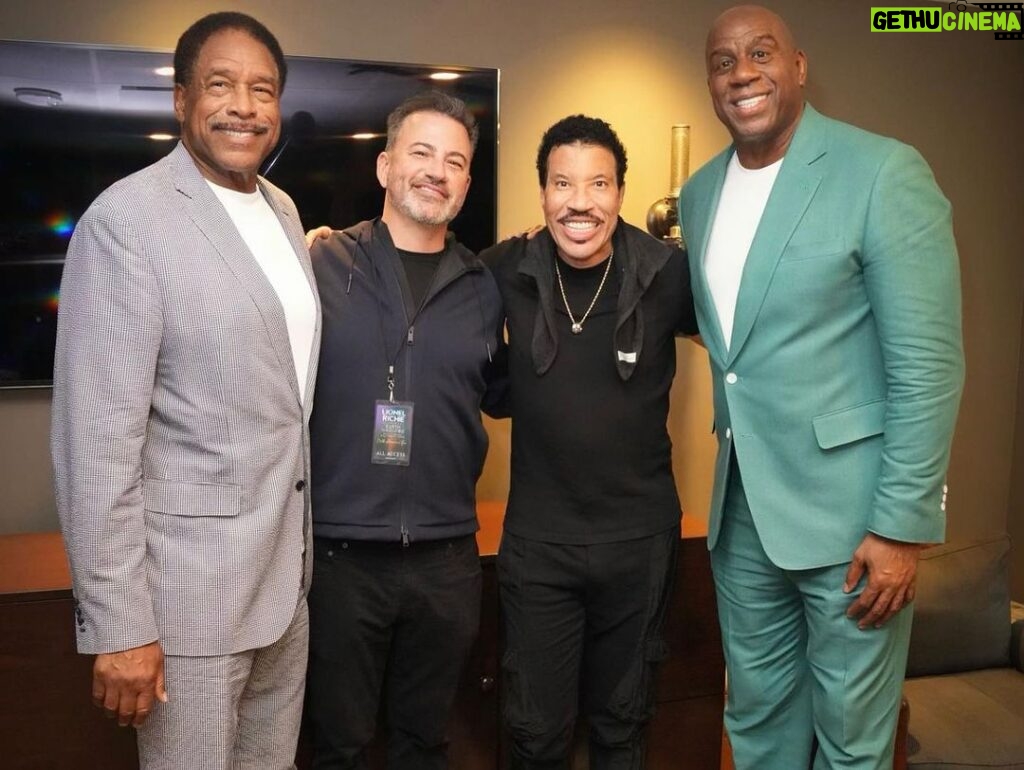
[148, 133, 175, 141]
[154, 66, 175, 77]
[350, 132, 381, 140]
[14, 87, 62, 106]
[429, 72, 460, 81]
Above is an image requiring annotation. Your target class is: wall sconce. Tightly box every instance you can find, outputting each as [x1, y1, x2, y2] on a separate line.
[646, 124, 690, 248]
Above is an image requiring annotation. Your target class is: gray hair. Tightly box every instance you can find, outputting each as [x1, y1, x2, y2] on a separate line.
[385, 90, 479, 151]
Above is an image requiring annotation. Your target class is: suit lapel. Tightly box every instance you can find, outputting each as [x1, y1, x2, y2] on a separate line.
[168, 143, 305, 407]
[726, 105, 827, 364]
[685, 153, 731, 364]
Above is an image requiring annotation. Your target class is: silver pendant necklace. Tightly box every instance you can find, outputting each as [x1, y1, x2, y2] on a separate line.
[554, 249, 614, 334]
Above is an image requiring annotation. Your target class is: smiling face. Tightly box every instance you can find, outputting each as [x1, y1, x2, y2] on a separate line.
[541, 142, 624, 268]
[377, 110, 473, 229]
[706, 5, 807, 168]
[174, 27, 281, 192]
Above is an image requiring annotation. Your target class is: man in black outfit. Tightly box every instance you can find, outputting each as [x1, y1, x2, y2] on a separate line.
[305, 91, 506, 769]
[481, 116, 697, 769]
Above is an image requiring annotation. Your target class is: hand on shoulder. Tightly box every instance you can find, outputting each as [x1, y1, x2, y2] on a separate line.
[305, 225, 333, 249]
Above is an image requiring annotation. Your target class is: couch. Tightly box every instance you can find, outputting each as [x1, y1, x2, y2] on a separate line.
[899, 535, 1024, 770]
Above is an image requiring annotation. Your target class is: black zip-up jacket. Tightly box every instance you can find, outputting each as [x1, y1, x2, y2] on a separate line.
[309, 219, 506, 543]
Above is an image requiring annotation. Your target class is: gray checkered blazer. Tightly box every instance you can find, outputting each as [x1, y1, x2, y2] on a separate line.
[51, 142, 321, 657]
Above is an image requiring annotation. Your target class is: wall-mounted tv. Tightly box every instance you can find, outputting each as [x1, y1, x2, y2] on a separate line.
[0, 40, 499, 388]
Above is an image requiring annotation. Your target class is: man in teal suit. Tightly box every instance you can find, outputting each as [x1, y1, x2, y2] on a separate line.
[679, 6, 964, 769]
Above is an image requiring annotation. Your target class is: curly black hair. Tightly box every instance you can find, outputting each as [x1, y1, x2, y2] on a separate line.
[536, 115, 628, 187]
[173, 12, 287, 92]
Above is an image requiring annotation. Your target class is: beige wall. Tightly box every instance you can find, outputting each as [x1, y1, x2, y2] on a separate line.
[1, 0, 1022, 589]
[1010, 310, 1024, 600]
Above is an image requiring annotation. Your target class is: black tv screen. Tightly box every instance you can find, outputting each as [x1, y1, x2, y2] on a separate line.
[0, 40, 498, 388]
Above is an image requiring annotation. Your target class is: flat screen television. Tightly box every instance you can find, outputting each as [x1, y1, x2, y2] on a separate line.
[0, 40, 499, 388]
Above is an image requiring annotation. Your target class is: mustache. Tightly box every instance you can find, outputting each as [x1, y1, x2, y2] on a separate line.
[211, 122, 272, 134]
[413, 176, 449, 197]
[560, 209, 601, 221]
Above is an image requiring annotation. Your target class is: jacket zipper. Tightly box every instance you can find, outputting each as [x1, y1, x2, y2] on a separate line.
[397, 260, 481, 549]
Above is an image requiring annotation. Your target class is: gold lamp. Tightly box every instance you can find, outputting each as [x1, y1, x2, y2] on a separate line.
[646, 124, 690, 248]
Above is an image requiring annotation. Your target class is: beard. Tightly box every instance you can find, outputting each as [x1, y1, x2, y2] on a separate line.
[389, 178, 463, 226]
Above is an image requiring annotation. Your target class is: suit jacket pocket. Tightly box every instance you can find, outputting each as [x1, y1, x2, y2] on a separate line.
[778, 238, 848, 263]
[812, 399, 886, 450]
[143, 479, 241, 517]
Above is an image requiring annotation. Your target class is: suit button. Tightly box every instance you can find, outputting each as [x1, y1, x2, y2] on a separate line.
[725, 372, 738, 384]
[725, 428, 732, 439]
[295, 480, 306, 492]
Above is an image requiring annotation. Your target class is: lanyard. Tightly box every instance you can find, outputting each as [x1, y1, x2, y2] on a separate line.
[367, 244, 440, 403]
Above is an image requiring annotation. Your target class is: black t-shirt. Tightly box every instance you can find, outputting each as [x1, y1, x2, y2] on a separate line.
[484, 226, 696, 545]
[397, 247, 445, 315]
[554, 255, 620, 335]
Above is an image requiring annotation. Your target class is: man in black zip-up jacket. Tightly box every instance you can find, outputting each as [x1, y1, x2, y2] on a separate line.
[305, 92, 506, 769]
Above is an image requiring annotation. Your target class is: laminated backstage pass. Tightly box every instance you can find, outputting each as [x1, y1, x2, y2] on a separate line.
[371, 400, 414, 466]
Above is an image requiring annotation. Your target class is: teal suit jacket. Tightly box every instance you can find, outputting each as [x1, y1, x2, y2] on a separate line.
[679, 105, 964, 570]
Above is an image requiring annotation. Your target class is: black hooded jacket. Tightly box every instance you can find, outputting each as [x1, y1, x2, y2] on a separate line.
[309, 219, 506, 543]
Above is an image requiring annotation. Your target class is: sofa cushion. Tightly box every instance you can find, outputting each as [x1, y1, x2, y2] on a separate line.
[904, 668, 1024, 769]
[906, 536, 1011, 677]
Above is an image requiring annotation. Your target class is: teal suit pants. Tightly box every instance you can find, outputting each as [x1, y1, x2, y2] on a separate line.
[713, 461, 912, 770]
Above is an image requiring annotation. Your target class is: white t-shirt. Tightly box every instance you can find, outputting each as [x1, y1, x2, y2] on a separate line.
[703, 153, 783, 350]
[207, 181, 317, 404]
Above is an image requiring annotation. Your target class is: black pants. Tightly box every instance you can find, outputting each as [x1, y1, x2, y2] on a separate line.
[306, 534, 482, 770]
[497, 528, 679, 770]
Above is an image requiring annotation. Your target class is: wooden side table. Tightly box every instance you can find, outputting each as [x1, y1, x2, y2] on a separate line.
[1, 508, 724, 770]
[0, 532, 138, 769]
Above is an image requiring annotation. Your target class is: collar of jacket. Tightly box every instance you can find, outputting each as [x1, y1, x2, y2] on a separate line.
[341, 218, 483, 306]
[516, 218, 671, 381]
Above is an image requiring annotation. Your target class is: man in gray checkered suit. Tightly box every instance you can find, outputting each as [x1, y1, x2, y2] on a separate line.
[50, 12, 320, 769]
